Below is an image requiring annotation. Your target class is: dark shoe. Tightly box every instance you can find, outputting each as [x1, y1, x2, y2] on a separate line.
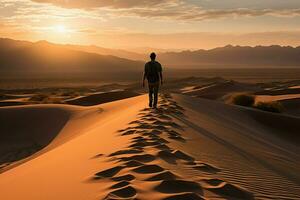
[149, 102, 152, 108]
[153, 104, 157, 109]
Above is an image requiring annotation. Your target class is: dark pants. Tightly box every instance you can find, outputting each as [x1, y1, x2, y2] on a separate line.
[148, 82, 159, 107]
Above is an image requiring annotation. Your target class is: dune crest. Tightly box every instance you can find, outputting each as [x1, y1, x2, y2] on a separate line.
[89, 94, 256, 200]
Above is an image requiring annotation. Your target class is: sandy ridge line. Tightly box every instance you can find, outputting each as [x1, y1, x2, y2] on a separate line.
[90, 93, 254, 200]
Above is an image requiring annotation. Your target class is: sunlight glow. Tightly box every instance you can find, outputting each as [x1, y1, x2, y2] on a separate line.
[53, 25, 67, 34]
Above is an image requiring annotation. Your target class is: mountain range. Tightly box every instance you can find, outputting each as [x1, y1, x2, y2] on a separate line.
[0, 38, 142, 79]
[1, 38, 299, 79]
[158, 45, 300, 68]
[50, 41, 300, 68]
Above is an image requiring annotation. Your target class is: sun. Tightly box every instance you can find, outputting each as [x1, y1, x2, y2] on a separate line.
[53, 25, 67, 33]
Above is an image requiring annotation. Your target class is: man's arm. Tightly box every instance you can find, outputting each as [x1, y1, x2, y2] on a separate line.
[159, 71, 163, 85]
[143, 63, 147, 87]
[143, 72, 146, 87]
[159, 64, 163, 85]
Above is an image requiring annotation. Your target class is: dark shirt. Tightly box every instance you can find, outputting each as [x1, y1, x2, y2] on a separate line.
[144, 61, 162, 83]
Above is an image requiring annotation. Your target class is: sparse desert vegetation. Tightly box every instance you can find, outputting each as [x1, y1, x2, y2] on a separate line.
[230, 93, 255, 107]
[28, 94, 49, 102]
[255, 101, 283, 113]
[29, 94, 63, 104]
[230, 93, 284, 113]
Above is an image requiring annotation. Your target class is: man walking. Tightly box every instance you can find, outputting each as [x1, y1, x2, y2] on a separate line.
[143, 52, 163, 108]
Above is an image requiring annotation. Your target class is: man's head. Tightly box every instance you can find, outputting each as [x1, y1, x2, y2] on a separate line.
[150, 52, 156, 61]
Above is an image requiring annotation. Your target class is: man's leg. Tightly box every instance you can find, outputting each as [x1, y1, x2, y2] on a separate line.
[153, 83, 159, 108]
[148, 84, 153, 107]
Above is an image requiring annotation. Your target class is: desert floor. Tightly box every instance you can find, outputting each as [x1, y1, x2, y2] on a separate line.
[0, 87, 299, 199]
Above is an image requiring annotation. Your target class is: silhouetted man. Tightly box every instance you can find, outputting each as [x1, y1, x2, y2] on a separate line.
[143, 52, 163, 108]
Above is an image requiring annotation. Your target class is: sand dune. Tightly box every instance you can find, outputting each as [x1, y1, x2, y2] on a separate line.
[182, 80, 259, 100]
[0, 104, 101, 172]
[66, 90, 139, 106]
[255, 94, 300, 102]
[173, 94, 300, 198]
[280, 97, 300, 117]
[256, 88, 300, 95]
[0, 93, 299, 199]
[0, 101, 27, 107]
[0, 105, 72, 169]
[252, 85, 300, 117]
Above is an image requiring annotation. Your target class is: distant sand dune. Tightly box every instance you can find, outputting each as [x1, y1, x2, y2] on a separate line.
[66, 90, 139, 106]
[280, 97, 300, 117]
[0, 101, 27, 107]
[255, 94, 300, 102]
[182, 80, 259, 100]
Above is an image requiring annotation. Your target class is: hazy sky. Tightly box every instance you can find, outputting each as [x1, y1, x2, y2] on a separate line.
[1, 0, 300, 50]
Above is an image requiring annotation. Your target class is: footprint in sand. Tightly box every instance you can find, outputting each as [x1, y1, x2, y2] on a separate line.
[203, 179, 254, 200]
[156, 149, 194, 162]
[154, 179, 203, 194]
[128, 120, 144, 125]
[201, 178, 224, 186]
[140, 116, 158, 120]
[129, 140, 163, 148]
[153, 144, 172, 151]
[132, 164, 164, 174]
[148, 137, 169, 144]
[94, 166, 124, 179]
[131, 137, 148, 144]
[148, 129, 163, 135]
[166, 130, 186, 142]
[120, 130, 137, 136]
[110, 181, 130, 189]
[158, 115, 172, 120]
[109, 149, 143, 157]
[192, 163, 221, 173]
[172, 150, 194, 161]
[135, 124, 153, 129]
[139, 113, 155, 118]
[91, 153, 104, 159]
[184, 160, 221, 174]
[163, 192, 206, 200]
[106, 185, 137, 199]
[157, 150, 177, 164]
[111, 174, 135, 182]
[145, 170, 178, 181]
[168, 135, 186, 142]
[123, 160, 144, 167]
[118, 154, 156, 163]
